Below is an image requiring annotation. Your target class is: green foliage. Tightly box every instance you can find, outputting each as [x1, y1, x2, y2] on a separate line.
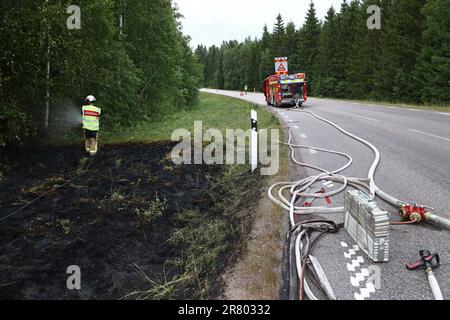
[121, 135, 267, 299]
[76, 157, 89, 176]
[178, 37, 202, 106]
[56, 219, 71, 235]
[415, 0, 450, 104]
[195, 0, 450, 106]
[0, 0, 202, 154]
[103, 92, 278, 144]
[0, 104, 35, 151]
[169, 210, 229, 279]
[298, 2, 321, 89]
[134, 193, 168, 228]
[373, 0, 426, 102]
[115, 158, 122, 169]
[314, 7, 339, 96]
[272, 14, 287, 57]
[123, 264, 191, 300]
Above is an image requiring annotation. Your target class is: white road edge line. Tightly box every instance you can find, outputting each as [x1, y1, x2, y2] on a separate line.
[408, 129, 450, 143]
[336, 110, 380, 122]
[439, 112, 450, 116]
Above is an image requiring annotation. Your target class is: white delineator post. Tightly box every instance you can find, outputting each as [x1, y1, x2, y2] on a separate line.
[251, 110, 258, 172]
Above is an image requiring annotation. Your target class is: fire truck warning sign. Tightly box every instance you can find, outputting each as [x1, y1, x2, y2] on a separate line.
[274, 57, 288, 75]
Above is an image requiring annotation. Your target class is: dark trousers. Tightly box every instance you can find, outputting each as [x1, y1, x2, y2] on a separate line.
[84, 130, 99, 155]
[84, 130, 98, 139]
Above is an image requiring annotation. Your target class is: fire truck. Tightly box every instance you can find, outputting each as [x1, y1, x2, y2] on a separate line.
[263, 73, 308, 108]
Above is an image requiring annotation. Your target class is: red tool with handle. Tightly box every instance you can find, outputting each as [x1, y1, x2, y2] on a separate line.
[406, 250, 443, 300]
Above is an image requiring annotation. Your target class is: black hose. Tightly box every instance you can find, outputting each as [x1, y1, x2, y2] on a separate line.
[288, 225, 303, 300]
[288, 219, 342, 300]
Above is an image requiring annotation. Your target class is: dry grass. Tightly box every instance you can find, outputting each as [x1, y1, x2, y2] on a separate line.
[222, 140, 289, 300]
[122, 264, 192, 300]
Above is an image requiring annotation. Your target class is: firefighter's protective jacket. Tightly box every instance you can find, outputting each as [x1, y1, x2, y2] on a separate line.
[82, 105, 101, 131]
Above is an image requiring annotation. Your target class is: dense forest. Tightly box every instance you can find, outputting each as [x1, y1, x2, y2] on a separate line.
[1, 0, 449, 156]
[0, 0, 201, 154]
[195, 0, 450, 105]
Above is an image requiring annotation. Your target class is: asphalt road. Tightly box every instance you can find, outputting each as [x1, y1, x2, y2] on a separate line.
[201, 88, 450, 300]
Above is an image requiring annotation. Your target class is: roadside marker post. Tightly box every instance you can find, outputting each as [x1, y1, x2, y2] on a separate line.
[251, 110, 258, 172]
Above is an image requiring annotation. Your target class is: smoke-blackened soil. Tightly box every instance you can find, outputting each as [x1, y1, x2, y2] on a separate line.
[0, 142, 260, 300]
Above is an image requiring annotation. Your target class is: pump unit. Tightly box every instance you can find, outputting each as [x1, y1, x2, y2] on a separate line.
[344, 190, 390, 262]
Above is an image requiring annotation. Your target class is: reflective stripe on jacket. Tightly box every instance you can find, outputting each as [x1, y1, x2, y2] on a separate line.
[82, 105, 101, 131]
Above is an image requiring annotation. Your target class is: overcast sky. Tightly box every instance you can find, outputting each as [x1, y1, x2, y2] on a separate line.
[175, 0, 343, 48]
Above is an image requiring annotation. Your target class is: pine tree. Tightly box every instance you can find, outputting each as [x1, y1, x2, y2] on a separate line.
[243, 39, 260, 90]
[298, 1, 321, 90]
[192, 0, 448, 107]
[341, 0, 366, 99]
[213, 48, 225, 89]
[204, 46, 218, 87]
[123, 0, 185, 115]
[260, 48, 274, 81]
[0, 1, 48, 149]
[194, 45, 208, 86]
[285, 22, 300, 72]
[260, 25, 271, 51]
[356, 0, 385, 99]
[259, 24, 274, 80]
[272, 14, 287, 57]
[0, 0, 202, 152]
[374, 0, 426, 102]
[178, 36, 202, 106]
[416, 0, 450, 104]
[314, 6, 339, 96]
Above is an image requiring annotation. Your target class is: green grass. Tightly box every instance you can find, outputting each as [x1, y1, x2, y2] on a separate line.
[103, 92, 285, 299]
[165, 164, 267, 299]
[103, 92, 279, 144]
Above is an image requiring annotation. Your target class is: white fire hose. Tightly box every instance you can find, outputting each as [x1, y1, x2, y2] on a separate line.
[269, 109, 449, 300]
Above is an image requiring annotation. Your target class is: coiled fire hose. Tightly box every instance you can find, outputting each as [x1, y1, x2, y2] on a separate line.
[269, 109, 450, 300]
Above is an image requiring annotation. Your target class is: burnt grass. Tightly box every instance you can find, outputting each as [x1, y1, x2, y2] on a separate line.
[0, 142, 262, 300]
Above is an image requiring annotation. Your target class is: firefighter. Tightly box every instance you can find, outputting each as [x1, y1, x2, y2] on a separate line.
[81, 95, 101, 156]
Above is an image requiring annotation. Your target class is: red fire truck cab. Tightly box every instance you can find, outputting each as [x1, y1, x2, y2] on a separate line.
[263, 73, 307, 108]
